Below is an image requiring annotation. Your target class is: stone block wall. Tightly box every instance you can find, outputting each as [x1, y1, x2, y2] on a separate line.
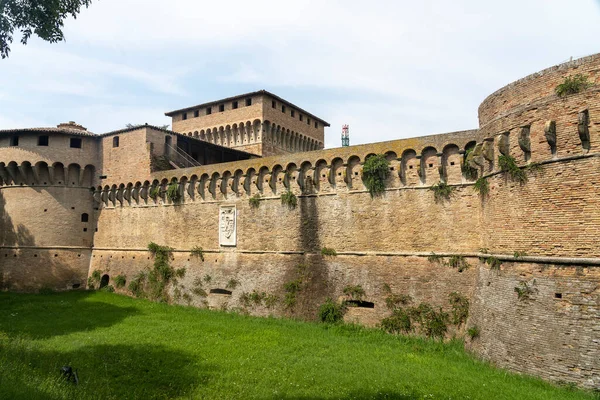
[2, 54, 600, 389]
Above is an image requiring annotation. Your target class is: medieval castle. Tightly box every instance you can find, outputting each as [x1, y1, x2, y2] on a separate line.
[0, 55, 599, 389]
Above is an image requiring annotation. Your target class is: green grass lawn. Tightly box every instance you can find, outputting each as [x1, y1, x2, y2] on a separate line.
[0, 291, 595, 400]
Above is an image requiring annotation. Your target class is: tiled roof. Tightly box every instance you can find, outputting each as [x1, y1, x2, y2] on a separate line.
[0, 127, 96, 137]
[164, 89, 331, 126]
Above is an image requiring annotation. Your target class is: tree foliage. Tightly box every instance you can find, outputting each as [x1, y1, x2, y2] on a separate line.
[0, 0, 93, 59]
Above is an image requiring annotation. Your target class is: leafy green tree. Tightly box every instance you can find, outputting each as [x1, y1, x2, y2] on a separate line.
[0, 0, 92, 59]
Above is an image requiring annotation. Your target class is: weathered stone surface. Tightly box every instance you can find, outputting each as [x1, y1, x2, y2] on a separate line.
[518, 126, 531, 153]
[497, 133, 510, 156]
[578, 110, 590, 151]
[3, 54, 600, 390]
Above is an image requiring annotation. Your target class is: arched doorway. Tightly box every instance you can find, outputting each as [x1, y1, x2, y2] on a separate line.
[99, 274, 110, 289]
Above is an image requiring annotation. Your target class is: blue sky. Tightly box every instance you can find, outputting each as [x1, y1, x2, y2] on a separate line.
[1, 0, 599, 148]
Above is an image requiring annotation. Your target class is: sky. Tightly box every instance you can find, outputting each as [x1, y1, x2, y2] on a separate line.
[1, 0, 600, 148]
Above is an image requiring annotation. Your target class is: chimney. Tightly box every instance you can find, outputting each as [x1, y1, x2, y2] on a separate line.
[57, 121, 87, 131]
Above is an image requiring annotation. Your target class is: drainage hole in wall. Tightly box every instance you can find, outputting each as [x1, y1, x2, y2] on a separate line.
[34, 254, 37, 257]
[54, 254, 58, 257]
[345, 300, 375, 308]
[83, 228, 87, 232]
[72, 283, 81, 289]
[450, 162, 455, 166]
[210, 288, 233, 295]
[555, 293, 563, 299]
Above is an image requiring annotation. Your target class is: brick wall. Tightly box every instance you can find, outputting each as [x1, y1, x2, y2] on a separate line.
[2, 55, 600, 389]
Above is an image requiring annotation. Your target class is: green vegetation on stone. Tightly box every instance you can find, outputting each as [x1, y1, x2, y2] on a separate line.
[280, 190, 297, 209]
[473, 176, 489, 197]
[555, 74, 591, 97]
[498, 154, 527, 184]
[430, 181, 454, 202]
[362, 154, 390, 197]
[321, 247, 337, 256]
[166, 181, 180, 202]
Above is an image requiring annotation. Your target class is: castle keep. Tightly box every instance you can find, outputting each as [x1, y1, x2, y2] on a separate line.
[1, 56, 599, 389]
[165, 90, 328, 157]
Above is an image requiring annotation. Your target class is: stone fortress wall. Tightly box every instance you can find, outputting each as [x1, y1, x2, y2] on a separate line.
[1, 55, 600, 389]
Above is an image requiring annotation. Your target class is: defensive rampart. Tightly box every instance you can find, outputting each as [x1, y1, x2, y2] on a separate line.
[1, 55, 600, 389]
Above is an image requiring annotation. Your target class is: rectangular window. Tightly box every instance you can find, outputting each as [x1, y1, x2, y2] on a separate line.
[314, 121, 318, 128]
[291, 110, 295, 118]
[245, 98, 252, 106]
[194, 110, 199, 118]
[182, 113, 187, 120]
[206, 107, 212, 115]
[70, 138, 82, 148]
[219, 104, 225, 112]
[281, 105, 286, 113]
[232, 101, 238, 109]
[272, 100, 276, 108]
[10, 136, 18, 146]
[307, 117, 311, 125]
[299, 114, 303, 121]
[38, 135, 49, 146]
[112, 136, 119, 148]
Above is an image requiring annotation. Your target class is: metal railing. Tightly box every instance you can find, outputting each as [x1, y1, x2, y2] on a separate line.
[164, 143, 202, 169]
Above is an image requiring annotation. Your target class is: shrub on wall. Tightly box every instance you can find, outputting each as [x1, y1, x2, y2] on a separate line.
[114, 275, 126, 289]
[448, 256, 470, 272]
[448, 292, 469, 326]
[467, 325, 480, 339]
[381, 308, 412, 334]
[555, 74, 590, 97]
[318, 298, 346, 323]
[126, 242, 182, 302]
[321, 247, 337, 256]
[249, 194, 261, 208]
[280, 191, 297, 209]
[473, 177, 489, 197]
[166, 182, 180, 202]
[514, 281, 537, 301]
[190, 246, 204, 261]
[88, 270, 102, 289]
[430, 182, 454, 202]
[128, 271, 146, 298]
[149, 186, 160, 199]
[498, 155, 527, 184]
[362, 154, 390, 197]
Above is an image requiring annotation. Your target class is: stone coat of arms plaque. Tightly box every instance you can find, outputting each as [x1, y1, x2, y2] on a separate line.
[219, 205, 237, 246]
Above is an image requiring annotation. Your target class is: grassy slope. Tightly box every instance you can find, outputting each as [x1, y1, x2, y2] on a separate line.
[0, 291, 595, 400]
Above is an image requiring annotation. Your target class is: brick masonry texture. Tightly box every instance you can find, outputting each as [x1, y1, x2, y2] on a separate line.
[170, 93, 326, 157]
[1, 55, 600, 389]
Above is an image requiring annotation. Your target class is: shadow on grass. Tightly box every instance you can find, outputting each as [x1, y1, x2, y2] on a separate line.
[0, 291, 139, 339]
[0, 341, 213, 400]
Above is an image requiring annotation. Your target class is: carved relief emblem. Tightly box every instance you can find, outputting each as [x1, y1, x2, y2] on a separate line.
[219, 205, 237, 246]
